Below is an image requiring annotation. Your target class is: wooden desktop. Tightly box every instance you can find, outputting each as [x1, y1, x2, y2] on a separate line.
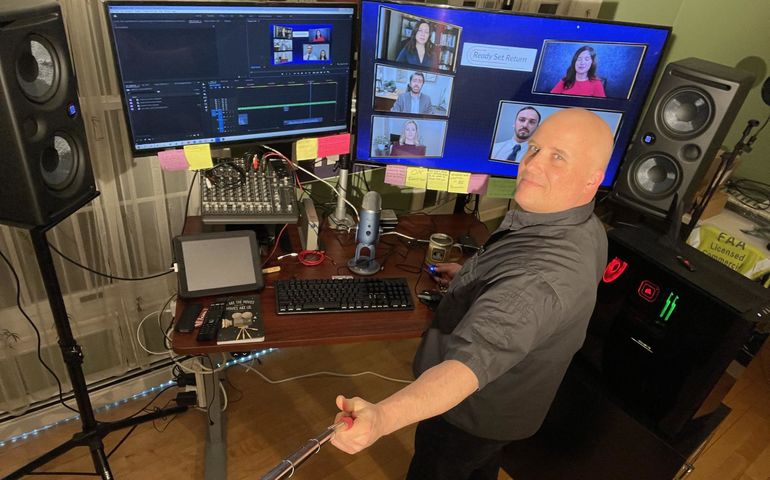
[172, 213, 488, 353]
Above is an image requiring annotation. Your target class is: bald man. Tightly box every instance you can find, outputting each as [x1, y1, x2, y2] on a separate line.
[330, 109, 614, 479]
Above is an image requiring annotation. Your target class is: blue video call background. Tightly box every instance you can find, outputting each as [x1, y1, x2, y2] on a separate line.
[534, 41, 647, 99]
[356, 1, 670, 187]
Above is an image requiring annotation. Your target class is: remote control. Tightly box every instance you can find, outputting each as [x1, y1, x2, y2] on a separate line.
[174, 302, 202, 333]
[196, 302, 225, 342]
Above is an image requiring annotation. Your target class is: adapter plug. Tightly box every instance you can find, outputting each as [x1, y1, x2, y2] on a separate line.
[174, 391, 198, 407]
[175, 372, 196, 387]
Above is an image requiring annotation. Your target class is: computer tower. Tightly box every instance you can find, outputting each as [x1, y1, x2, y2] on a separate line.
[581, 226, 770, 438]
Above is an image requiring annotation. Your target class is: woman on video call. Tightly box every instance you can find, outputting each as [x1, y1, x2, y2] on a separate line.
[550, 46, 606, 98]
[390, 120, 427, 156]
[396, 20, 436, 68]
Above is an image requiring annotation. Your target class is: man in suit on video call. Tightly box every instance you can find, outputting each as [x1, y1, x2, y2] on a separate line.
[391, 72, 434, 115]
[491, 106, 541, 164]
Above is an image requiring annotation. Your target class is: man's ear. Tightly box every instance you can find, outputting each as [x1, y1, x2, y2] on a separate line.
[586, 170, 604, 190]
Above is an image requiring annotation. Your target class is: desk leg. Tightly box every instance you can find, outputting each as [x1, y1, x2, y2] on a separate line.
[204, 366, 227, 480]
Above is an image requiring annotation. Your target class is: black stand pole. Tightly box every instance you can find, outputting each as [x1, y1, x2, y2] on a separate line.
[4, 227, 187, 480]
[684, 119, 759, 239]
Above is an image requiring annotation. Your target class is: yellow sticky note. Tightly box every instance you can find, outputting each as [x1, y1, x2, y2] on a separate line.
[405, 167, 428, 189]
[296, 138, 319, 161]
[426, 169, 449, 191]
[184, 144, 213, 170]
[448, 171, 471, 193]
[487, 177, 517, 198]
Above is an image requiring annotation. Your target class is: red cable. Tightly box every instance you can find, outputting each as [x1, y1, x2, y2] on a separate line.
[297, 250, 327, 266]
[262, 224, 289, 267]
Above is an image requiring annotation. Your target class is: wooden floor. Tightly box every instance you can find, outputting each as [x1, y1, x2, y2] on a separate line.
[1, 338, 768, 480]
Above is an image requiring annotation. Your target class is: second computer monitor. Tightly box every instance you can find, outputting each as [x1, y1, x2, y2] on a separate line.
[105, 2, 356, 152]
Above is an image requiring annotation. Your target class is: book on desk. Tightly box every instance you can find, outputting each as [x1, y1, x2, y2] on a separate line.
[216, 296, 265, 345]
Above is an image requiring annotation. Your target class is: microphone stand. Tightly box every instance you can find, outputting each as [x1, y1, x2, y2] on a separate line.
[684, 119, 758, 239]
[327, 153, 356, 230]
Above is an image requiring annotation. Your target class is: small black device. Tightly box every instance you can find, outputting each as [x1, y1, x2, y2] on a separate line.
[174, 302, 203, 333]
[274, 277, 414, 314]
[173, 231, 264, 298]
[196, 301, 226, 342]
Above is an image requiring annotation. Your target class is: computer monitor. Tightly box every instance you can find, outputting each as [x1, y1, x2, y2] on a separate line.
[105, 2, 356, 153]
[356, 0, 671, 187]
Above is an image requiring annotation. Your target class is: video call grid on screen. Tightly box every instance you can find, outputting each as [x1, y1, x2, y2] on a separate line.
[271, 24, 333, 65]
[355, 0, 670, 185]
[105, 3, 356, 153]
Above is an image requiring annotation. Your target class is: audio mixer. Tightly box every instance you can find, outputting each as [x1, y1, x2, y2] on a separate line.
[201, 156, 299, 225]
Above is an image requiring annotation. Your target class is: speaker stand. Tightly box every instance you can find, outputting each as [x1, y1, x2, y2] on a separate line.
[4, 227, 187, 480]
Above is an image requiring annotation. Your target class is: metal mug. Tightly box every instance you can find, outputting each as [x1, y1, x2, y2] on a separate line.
[425, 233, 463, 264]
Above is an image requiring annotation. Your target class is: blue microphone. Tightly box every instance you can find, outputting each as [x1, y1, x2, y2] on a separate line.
[348, 191, 382, 275]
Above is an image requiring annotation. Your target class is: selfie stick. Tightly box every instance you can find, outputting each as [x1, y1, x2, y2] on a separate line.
[259, 417, 353, 480]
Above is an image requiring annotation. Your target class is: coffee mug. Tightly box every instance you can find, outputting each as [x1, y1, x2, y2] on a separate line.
[426, 233, 463, 264]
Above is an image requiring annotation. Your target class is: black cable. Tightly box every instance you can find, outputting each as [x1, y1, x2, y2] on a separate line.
[180, 171, 199, 235]
[48, 243, 173, 282]
[0, 248, 79, 414]
[160, 294, 177, 349]
[106, 425, 138, 458]
[106, 384, 176, 424]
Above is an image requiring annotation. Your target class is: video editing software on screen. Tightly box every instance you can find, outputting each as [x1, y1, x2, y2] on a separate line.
[356, 0, 670, 186]
[106, 4, 356, 152]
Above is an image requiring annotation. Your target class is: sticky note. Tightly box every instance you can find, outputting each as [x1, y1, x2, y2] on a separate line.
[426, 169, 449, 191]
[318, 133, 351, 157]
[468, 174, 490, 195]
[384, 165, 407, 186]
[405, 167, 428, 189]
[157, 149, 189, 171]
[448, 171, 471, 193]
[183, 144, 213, 170]
[487, 177, 517, 198]
[296, 138, 319, 161]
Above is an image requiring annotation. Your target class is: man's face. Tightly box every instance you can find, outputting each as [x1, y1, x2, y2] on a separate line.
[514, 109, 540, 142]
[409, 75, 424, 94]
[514, 111, 606, 213]
[306, 45, 313, 53]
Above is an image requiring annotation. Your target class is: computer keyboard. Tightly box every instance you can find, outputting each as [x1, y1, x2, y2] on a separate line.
[274, 277, 414, 314]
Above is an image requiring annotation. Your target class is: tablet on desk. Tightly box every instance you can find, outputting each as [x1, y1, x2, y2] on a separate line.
[173, 231, 263, 298]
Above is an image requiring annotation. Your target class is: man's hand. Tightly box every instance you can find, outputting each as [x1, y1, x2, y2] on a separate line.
[431, 262, 461, 287]
[331, 395, 386, 454]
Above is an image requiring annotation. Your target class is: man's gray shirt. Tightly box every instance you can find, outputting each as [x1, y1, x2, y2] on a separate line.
[413, 201, 607, 441]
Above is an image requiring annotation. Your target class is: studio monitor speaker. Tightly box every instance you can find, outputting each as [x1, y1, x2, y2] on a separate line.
[611, 58, 753, 218]
[0, 0, 97, 229]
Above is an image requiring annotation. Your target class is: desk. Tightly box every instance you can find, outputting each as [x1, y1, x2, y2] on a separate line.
[171, 214, 488, 479]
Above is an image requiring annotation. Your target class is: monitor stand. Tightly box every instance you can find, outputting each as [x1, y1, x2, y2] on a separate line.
[327, 156, 355, 230]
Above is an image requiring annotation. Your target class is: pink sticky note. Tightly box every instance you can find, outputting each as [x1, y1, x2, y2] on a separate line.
[317, 133, 351, 157]
[157, 149, 189, 171]
[384, 165, 407, 186]
[468, 174, 490, 195]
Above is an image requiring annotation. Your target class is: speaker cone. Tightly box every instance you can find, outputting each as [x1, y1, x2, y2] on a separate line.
[658, 88, 713, 138]
[40, 134, 79, 191]
[16, 35, 59, 103]
[631, 154, 680, 198]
